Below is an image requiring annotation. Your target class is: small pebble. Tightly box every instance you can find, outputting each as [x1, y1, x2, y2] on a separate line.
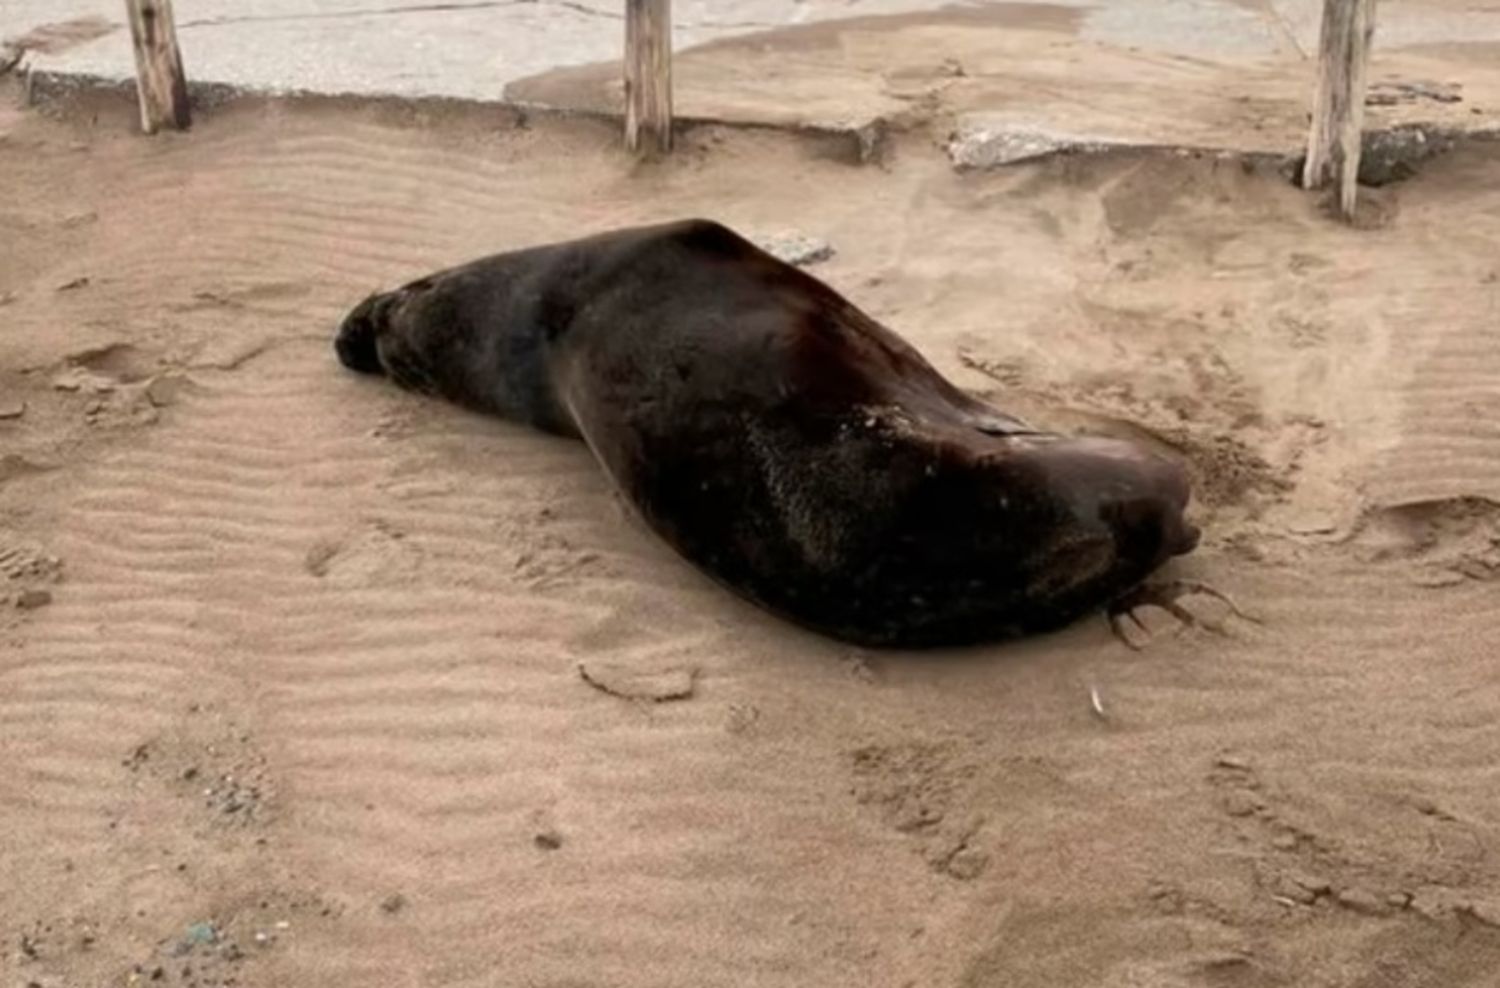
[1337, 887, 1385, 914]
[380, 893, 407, 914]
[1411, 796, 1443, 816]
[752, 232, 836, 268]
[1292, 872, 1332, 895]
[944, 848, 989, 881]
[534, 830, 563, 851]
[16, 588, 52, 610]
[0, 399, 24, 419]
[146, 374, 187, 408]
[183, 921, 217, 945]
[1222, 791, 1263, 817]
[1462, 899, 1500, 927]
[1409, 892, 1451, 920]
[1270, 871, 1328, 905]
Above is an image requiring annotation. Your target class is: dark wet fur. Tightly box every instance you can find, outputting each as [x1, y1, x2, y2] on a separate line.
[335, 219, 1200, 648]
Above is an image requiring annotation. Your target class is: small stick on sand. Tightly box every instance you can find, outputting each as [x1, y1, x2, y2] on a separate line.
[1088, 684, 1107, 721]
[1302, 0, 1376, 219]
[124, 0, 191, 134]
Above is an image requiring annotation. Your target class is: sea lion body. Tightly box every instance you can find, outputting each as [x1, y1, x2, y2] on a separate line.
[335, 219, 1199, 647]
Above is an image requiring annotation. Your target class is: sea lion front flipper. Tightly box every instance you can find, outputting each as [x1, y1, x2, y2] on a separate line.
[1107, 579, 1260, 650]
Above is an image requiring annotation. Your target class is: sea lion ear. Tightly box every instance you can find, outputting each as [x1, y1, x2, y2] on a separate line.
[334, 292, 386, 375]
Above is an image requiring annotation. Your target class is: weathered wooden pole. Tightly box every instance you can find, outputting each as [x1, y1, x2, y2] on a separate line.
[624, 0, 672, 156]
[1302, 0, 1375, 219]
[125, 0, 191, 133]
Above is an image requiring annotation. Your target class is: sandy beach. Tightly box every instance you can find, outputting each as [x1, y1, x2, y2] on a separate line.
[3, 73, 1500, 987]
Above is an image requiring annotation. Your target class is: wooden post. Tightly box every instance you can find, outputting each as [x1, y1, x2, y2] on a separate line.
[624, 0, 672, 156]
[1302, 0, 1375, 219]
[125, 0, 190, 134]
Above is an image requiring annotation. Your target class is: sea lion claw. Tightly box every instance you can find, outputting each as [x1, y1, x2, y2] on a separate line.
[1107, 579, 1259, 650]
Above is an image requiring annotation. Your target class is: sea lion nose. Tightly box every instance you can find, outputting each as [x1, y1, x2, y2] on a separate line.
[1055, 436, 1198, 564]
[1102, 487, 1198, 566]
[335, 293, 386, 375]
[1176, 518, 1202, 554]
[1155, 459, 1199, 557]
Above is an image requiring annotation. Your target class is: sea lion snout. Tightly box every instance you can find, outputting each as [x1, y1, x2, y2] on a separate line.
[1041, 435, 1199, 568]
[335, 293, 387, 375]
[1098, 458, 1200, 567]
[1156, 457, 1200, 558]
[1174, 518, 1202, 556]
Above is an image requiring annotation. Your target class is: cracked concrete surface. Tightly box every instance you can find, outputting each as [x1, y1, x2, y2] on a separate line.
[5, 0, 1500, 161]
[0, 0, 1336, 101]
[1, 0, 1075, 99]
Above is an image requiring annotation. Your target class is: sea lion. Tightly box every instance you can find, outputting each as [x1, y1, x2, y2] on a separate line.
[335, 219, 1203, 648]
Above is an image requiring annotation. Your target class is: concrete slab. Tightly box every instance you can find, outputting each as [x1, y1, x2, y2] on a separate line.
[0, 0, 1109, 100]
[504, 6, 1500, 161]
[5, 0, 1500, 163]
[11, 0, 1500, 101]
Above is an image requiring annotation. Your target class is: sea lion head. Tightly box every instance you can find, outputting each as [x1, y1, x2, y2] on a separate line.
[334, 292, 390, 376]
[1076, 436, 1201, 568]
[333, 272, 575, 435]
[1099, 469, 1201, 567]
[1019, 433, 1200, 578]
[332, 276, 452, 396]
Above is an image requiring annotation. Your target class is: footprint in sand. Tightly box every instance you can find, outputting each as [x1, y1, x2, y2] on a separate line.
[304, 521, 423, 587]
[48, 342, 199, 428]
[848, 739, 991, 880]
[1352, 496, 1500, 586]
[570, 611, 711, 703]
[1, 536, 62, 610]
